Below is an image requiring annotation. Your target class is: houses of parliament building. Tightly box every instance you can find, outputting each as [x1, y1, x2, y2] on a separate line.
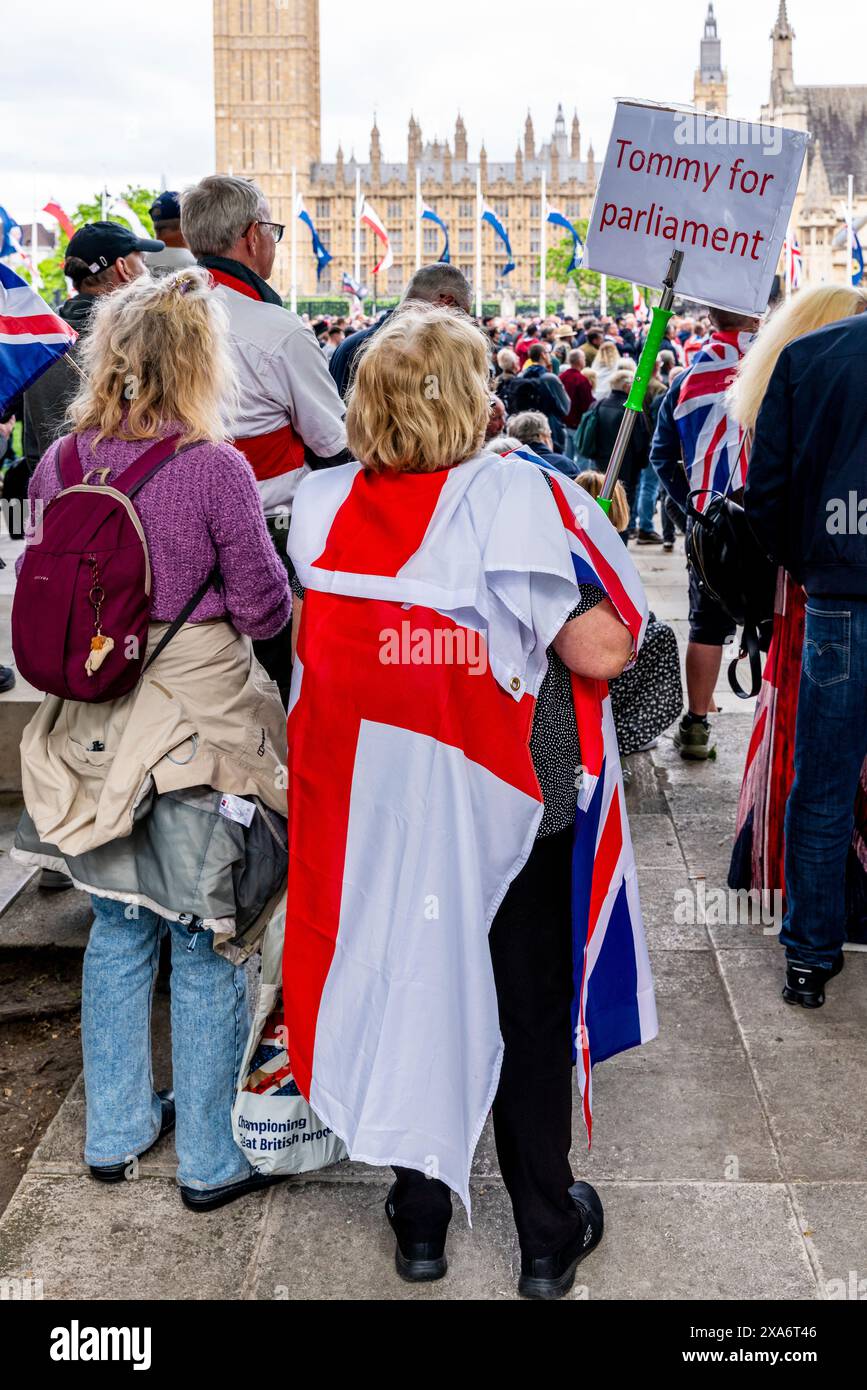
[213, 0, 867, 302]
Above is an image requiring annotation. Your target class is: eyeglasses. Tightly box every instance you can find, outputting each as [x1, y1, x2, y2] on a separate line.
[248, 220, 285, 244]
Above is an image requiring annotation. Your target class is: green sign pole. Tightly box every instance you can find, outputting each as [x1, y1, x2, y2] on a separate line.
[597, 249, 684, 514]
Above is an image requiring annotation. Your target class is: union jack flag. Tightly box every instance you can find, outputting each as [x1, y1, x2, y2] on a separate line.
[341, 270, 366, 301]
[673, 329, 755, 514]
[0, 262, 77, 414]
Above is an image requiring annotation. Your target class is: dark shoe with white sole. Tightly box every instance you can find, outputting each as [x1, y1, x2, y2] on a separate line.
[89, 1089, 176, 1183]
[518, 1181, 604, 1300]
[782, 955, 844, 1009]
[385, 1185, 449, 1283]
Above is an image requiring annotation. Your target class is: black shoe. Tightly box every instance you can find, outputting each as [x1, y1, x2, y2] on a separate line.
[39, 868, 73, 892]
[782, 955, 844, 1009]
[385, 1185, 448, 1283]
[636, 529, 664, 546]
[0, 665, 15, 694]
[89, 1089, 176, 1183]
[517, 1181, 604, 1300]
[663, 540, 674, 552]
[180, 1170, 286, 1213]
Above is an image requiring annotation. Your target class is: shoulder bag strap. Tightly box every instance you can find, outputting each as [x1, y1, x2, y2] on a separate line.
[142, 564, 222, 676]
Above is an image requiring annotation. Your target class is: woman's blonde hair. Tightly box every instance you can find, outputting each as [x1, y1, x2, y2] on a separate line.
[728, 284, 867, 431]
[577, 468, 630, 533]
[68, 266, 238, 447]
[346, 306, 490, 472]
[595, 341, 621, 370]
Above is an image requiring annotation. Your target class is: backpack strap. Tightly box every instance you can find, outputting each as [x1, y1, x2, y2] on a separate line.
[142, 565, 222, 676]
[56, 434, 83, 489]
[110, 434, 185, 497]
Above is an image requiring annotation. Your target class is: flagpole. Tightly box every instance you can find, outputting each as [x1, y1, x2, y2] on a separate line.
[600, 272, 608, 319]
[846, 174, 855, 286]
[475, 168, 483, 320]
[539, 169, 547, 323]
[415, 167, 422, 271]
[290, 167, 298, 315]
[354, 167, 362, 297]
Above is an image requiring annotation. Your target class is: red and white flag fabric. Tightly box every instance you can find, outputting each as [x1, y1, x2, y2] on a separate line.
[42, 201, 75, 239]
[0, 262, 77, 415]
[282, 450, 656, 1209]
[673, 329, 755, 513]
[358, 198, 393, 275]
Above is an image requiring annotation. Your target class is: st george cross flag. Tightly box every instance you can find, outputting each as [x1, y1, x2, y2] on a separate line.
[783, 233, 803, 290]
[673, 329, 755, 514]
[0, 262, 77, 414]
[283, 449, 656, 1209]
[359, 199, 393, 275]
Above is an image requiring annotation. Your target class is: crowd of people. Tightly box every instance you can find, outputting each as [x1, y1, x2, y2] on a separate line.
[2, 170, 866, 1300]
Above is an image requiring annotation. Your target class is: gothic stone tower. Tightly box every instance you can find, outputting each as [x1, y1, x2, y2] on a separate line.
[693, 3, 728, 114]
[213, 0, 321, 282]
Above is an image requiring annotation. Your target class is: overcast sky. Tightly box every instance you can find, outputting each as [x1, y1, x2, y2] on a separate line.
[0, 0, 859, 221]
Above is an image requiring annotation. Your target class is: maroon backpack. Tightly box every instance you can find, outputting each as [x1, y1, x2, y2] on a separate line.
[13, 433, 217, 703]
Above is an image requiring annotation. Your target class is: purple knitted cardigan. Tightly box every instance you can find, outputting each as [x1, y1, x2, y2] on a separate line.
[29, 430, 291, 641]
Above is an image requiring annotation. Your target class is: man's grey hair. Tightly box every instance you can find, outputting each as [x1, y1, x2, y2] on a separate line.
[402, 263, 472, 312]
[181, 175, 266, 258]
[507, 411, 549, 445]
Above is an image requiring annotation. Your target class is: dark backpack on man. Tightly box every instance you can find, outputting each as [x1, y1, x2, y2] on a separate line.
[509, 374, 547, 416]
[685, 488, 777, 699]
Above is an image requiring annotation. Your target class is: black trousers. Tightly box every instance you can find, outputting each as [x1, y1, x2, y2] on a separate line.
[392, 826, 583, 1257]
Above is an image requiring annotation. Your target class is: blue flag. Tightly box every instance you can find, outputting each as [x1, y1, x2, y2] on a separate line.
[297, 198, 333, 281]
[420, 203, 450, 263]
[0, 206, 23, 259]
[480, 204, 515, 277]
[546, 208, 584, 274]
[853, 228, 864, 286]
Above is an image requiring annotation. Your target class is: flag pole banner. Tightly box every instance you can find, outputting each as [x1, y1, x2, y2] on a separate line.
[0, 261, 77, 414]
[282, 449, 655, 1212]
[583, 99, 809, 314]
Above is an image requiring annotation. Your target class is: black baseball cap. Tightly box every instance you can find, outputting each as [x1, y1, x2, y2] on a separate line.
[149, 191, 182, 223]
[66, 221, 164, 274]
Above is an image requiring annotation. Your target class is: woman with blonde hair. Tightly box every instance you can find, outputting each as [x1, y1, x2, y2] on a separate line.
[591, 339, 623, 400]
[14, 267, 292, 1210]
[728, 283, 867, 935]
[282, 306, 654, 1299]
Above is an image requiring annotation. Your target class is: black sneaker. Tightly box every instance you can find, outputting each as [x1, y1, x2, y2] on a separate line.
[385, 1185, 449, 1283]
[0, 665, 15, 694]
[636, 529, 664, 546]
[89, 1089, 176, 1183]
[517, 1181, 604, 1300]
[782, 955, 844, 1009]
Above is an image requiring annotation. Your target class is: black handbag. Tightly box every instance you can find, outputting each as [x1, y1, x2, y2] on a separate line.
[686, 487, 776, 699]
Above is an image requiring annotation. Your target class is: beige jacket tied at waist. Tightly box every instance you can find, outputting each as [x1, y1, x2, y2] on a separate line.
[20, 620, 288, 858]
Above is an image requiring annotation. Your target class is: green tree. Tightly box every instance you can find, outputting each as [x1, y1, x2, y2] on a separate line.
[22, 187, 158, 307]
[544, 217, 648, 315]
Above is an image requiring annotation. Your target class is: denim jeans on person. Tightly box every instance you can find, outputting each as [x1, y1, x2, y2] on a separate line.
[629, 465, 659, 534]
[563, 427, 578, 462]
[82, 896, 254, 1189]
[781, 597, 867, 969]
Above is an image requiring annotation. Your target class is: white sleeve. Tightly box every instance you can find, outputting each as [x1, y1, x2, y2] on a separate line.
[270, 325, 348, 462]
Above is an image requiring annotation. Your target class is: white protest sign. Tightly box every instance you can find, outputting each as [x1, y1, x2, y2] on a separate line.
[583, 100, 809, 314]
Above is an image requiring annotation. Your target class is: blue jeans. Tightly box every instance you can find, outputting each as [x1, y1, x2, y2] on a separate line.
[563, 427, 578, 462]
[630, 466, 659, 533]
[82, 897, 253, 1189]
[781, 598, 867, 968]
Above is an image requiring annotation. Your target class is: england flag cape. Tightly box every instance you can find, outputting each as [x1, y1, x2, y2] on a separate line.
[283, 449, 657, 1211]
